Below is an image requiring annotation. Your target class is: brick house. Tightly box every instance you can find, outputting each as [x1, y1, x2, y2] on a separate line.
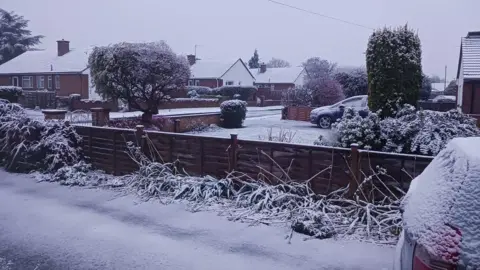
[250, 64, 306, 92]
[457, 31, 480, 115]
[0, 40, 93, 99]
[187, 55, 255, 88]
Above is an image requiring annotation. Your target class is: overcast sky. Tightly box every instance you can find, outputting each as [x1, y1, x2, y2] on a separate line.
[3, 0, 479, 78]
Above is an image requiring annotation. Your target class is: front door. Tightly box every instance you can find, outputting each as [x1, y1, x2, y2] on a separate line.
[12, 77, 19, 86]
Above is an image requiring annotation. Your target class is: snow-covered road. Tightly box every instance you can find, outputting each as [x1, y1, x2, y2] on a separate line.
[0, 171, 394, 270]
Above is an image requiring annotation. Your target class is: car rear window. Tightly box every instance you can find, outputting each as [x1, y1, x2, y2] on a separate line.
[402, 137, 480, 267]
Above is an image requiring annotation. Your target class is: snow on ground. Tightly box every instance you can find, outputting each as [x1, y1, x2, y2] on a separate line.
[0, 170, 394, 270]
[190, 114, 332, 145]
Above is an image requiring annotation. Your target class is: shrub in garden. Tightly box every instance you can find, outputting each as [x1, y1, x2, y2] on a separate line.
[0, 86, 23, 103]
[281, 87, 313, 107]
[220, 100, 247, 128]
[215, 86, 257, 101]
[0, 101, 83, 172]
[334, 69, 368, 98]
[187, 90, 199, 98]
[367, 25, 422, 118]
[186, 86, 214, 95]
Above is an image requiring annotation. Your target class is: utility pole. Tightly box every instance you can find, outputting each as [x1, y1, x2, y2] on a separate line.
[444, 65, 447, 90]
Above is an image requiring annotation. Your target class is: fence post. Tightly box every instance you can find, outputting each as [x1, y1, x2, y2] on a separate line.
[349, 143, 360, 197]
[112, 131, 117, 176]
[230, 133, 238, 172]
[174, 119, 180, 133]
[135, 125, 145, 154]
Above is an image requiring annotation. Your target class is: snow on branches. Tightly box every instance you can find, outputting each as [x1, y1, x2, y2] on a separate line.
[88, 41, 191, 118]
[0, 100, 83, 173]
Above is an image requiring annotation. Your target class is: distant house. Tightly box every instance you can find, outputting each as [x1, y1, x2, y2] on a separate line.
[0, 40, 96, 99]
[250, 64, 306, 92]
[187, 55, 255, 88]
[457, 31, 480, 115]
[431, 82, 446, 93]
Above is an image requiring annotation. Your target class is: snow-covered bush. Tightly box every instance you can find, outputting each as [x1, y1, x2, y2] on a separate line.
[215, 86, 257, 101]
[316, 107, 382, 149]
[0, 101, 83, 172]
[220, 100, 247, 128]
[187, 90, 199, 98]
[367, 25, 422, 118]
[0, 86, 23, 103]
[318, 105, 480, 156]
[186, 86, 214, 95]
[281, 86, 313, 106]
[305, 77, 345, 106]
[334, 69, 368, 98]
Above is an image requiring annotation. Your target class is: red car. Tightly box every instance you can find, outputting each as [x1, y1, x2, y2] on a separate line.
[394, 137, 480, 270]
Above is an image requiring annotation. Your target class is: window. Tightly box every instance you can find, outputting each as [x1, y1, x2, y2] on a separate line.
[225, 81, 234, 86]
[22, 76, 33, 88]
[37, 76, 45, 89]
[195, 80, 200, 86]
[340, 97, 363, 108]
[55, 75, 60, 89]
[188, 80, 194, 86]
[12, 77, 19, 86]
[47, 76, 52, 89]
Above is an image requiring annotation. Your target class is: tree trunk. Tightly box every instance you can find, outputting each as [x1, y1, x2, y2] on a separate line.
[141, 112, 153, 124]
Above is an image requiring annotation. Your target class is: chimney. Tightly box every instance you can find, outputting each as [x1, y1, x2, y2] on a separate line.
[187, 54, 196, 65]
[467, 31, 480, 38]
[57, 39, 70, 56]
[260, 63, 267, 73]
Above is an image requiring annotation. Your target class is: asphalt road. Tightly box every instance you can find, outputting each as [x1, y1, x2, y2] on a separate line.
[0, 171, 394, 270]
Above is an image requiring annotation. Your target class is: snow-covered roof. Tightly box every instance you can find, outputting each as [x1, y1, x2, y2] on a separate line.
[250, 66, 304, 84]
[431, 82, 445, 92]
[0, 48, 90, 74]
[460, 35, 480, 79]
[402, 137, 480, 266]
[190, 59, 239, 79]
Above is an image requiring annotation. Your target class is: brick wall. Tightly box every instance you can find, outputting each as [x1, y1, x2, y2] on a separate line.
[189, 78, 224, 88]
[158, 99, 221, 109]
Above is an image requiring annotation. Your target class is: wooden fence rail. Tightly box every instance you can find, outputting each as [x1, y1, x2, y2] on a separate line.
[74, 125, 434, 195]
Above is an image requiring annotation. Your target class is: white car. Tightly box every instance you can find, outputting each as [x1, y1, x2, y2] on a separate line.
[394, 137, 480, 270]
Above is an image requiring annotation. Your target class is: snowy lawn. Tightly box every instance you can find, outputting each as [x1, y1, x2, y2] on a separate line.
[0, 170, 395, 270]
[189, 114, 333, 145]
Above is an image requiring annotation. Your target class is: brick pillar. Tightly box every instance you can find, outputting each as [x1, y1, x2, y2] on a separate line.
[42, 109, 67, 120]
[90, 107, 111, 126]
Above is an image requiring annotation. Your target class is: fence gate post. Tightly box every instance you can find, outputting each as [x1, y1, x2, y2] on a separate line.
[230, 133, 238, 172]
[135, 125, 145, 154]
[349, 143, 360, 197]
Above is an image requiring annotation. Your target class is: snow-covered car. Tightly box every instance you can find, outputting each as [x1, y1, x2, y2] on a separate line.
[309, 95, 368, 128]
[394, 137, 480, 270]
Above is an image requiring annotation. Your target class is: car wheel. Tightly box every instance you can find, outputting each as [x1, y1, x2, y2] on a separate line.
[317, 116, 332, 129]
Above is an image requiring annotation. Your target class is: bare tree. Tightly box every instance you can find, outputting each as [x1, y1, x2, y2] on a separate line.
[88, 41, 190, 122]
[303, 57, 337, 80]
[266, 58, 291, 68]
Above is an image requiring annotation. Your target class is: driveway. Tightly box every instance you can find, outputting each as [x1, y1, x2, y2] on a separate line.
[0, 171, 393, 270]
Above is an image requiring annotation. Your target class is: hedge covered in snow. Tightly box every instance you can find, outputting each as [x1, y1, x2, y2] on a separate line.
[0, 86, 23, 103]
[316, 106, 480, 156]
[0, 100, 83, 172]
[220, 99, 247, 128]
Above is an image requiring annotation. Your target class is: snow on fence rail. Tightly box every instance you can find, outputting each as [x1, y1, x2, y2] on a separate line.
[74, 125, 433, 194]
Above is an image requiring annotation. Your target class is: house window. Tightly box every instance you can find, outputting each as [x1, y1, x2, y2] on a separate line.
[47, 76, 52, 89]
[37, 76, 45, 89]
[188, 80, 193, 86]
[12, 77, 19, 86]
[195, 80, 200, 86]
[22, 76, 33, 88]
[225, 81, 234, 86]
[55, 75, 60, 89]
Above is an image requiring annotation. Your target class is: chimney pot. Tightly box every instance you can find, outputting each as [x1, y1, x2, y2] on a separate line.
[57, 40, 70, 56]
[260, 63, 267, 73]
[187, 54, 196, 66]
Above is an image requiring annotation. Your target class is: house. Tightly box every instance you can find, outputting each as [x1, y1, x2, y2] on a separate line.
[0, 40, 93, 99]
[457, 31, 480, 115]
[250, 64, 306, 92]
[187, 55, 255, 88]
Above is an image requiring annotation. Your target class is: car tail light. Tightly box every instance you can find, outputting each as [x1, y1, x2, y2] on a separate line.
[413, 225, 462, 270]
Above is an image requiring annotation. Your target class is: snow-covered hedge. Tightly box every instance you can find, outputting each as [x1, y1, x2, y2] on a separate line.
[186, 86, 215, 95]
[187, 90, 199, 98]
[316, 106, 480, 156]
[214, 86, 257, 101]
[281, 87, 313, 107]
[172, 98, 218, 102]
[0, 101, 83, 172]
[220, 99, 247, 128]
[0, 86, 23, 103]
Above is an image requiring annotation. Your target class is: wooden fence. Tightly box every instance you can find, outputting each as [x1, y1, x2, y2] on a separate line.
[19, 90, 56, 109]
[74, 125, 433, 195]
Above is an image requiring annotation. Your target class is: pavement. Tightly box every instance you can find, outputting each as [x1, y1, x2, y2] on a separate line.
[0, 170, 394, 270]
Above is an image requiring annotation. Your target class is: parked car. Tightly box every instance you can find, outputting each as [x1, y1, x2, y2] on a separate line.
[309, 95, 368, 128]
[394, 137, 480, 270]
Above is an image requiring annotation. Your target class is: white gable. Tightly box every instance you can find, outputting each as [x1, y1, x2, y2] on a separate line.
[190, 60, 236, 79]
[220, 60, 254, 86]
[0, 48, 89, 74]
